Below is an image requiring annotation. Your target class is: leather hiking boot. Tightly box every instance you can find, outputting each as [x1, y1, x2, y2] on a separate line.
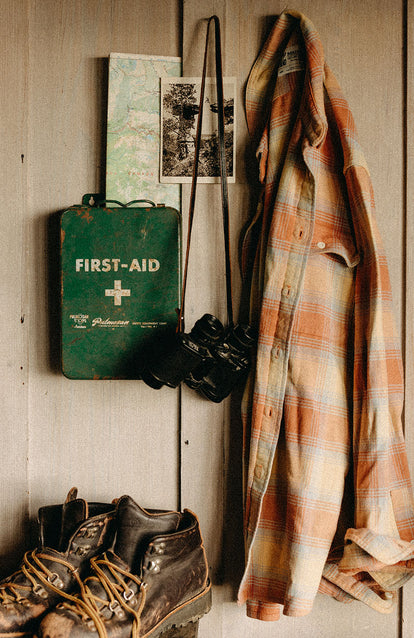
[0, 488, 117, 638]
[38, 495, 212, 638]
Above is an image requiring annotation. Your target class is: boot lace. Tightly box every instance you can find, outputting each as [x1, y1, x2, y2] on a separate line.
[58, 552, 146, 638]
[0, 549, 82, 605]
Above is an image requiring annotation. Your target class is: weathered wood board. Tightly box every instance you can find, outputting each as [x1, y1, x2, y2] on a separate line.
[0, 1, 412, 636]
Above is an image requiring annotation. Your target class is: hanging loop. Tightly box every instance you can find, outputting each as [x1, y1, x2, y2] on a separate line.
[177, 15, 233, 333]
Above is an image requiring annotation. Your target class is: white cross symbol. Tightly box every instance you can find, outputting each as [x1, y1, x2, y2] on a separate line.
[105, 280, 131, 306]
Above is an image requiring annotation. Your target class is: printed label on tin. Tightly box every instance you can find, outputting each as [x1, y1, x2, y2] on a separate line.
[68, 314, 167, 330]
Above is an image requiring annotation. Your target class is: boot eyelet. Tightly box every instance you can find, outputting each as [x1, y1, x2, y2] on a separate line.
[73, 546, 90, 556]
[109, 601, 125, 618]
[32, 584, 48, 599]
[47, 573, 64, 589]
[145, 559, 161, 574]
[85, 526, 99, 538]
[152, 542, 166, 555]
[123, 588, 135, 602]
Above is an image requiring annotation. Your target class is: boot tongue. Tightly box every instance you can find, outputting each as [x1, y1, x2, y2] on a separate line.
[113, 496, 181, 568]
[58, 487, 89, 551]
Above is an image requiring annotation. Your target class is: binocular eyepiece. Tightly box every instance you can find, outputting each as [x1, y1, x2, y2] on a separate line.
[141, 313, 256, 403]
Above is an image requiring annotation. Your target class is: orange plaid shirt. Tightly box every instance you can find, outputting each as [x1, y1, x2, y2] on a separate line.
[238, 10, 414, 621]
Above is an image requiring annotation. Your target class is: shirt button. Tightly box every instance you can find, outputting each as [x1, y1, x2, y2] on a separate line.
[254, 465, 263, 479]
[317, 241, 326, 249]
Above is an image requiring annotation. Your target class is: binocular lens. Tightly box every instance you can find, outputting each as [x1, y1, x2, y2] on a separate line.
[141, 314, 255, 401]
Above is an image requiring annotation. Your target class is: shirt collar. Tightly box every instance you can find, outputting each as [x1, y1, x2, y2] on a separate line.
[245, 10, 328, 148]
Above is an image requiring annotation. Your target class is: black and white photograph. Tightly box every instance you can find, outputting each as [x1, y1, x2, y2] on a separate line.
[160, 76, 236, 183]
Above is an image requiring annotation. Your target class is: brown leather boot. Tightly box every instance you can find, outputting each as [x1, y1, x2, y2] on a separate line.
[38, 495, 212, 638]
[0, 488, 117, 638]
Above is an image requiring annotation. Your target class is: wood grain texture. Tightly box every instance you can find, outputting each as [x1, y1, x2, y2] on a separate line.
[183, 1, 404, 636]
[25, 0, 181, 514]
[402, 1, 414, 635]
[0, 0, 30, 576]
[0, 0, 410, 635]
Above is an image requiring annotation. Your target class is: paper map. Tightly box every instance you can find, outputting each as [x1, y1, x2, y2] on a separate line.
[106, 53, 182, 210]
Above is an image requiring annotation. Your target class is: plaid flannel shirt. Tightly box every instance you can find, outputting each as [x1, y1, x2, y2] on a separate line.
[238, 10, 414, 621]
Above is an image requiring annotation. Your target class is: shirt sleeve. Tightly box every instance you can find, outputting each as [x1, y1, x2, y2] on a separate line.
[339, 164, 414, 590]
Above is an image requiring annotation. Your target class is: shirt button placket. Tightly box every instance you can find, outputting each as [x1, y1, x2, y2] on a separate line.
[293, 219, 308, 244]
[294, 222, 304, 242]
[271, 343, 281, 360]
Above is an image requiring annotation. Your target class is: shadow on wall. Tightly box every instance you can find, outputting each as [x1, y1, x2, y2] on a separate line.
[0, 508, 37, 580]
[45, 57, 109, 375]
[47, 211, 62, 375]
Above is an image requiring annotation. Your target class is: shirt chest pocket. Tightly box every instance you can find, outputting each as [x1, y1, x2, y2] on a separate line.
[311, 237, 360, 268]
[296, 236, 358, 347]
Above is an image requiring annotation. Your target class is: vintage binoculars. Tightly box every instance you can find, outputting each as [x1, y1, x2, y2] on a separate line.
[142, 313, 256, 403]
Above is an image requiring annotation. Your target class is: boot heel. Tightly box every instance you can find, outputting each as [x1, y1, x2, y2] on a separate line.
[161, 621, 199, 638]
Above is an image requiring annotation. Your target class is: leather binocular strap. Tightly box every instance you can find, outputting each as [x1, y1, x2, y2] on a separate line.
[177, 15, 233, 333]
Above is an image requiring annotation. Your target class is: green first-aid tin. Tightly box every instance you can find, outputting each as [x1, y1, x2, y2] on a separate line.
[60, 195, 181, 379]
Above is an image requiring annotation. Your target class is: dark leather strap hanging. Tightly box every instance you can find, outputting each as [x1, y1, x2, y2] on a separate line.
[177, 15, 233, 333]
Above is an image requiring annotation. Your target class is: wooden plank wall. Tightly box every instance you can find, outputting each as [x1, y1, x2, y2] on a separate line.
[0, 0, 412, 636]
[182, 2, 406, 637]
[0, 0, 29, 575]
[403, 1, 414, 635]
[25, 0, 182, 514]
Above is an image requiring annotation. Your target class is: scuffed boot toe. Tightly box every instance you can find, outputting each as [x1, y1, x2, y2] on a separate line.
[37, 497, 211, 638]
[0, 488, 116, 638]
[38, 609, 78, 638]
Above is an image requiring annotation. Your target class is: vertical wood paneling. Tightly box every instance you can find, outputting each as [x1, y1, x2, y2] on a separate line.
[0, 0, 30, 577]
[183, 1, 404, 636]
[25, 0, 181, 511]
[402, 1, 414, 634]
[180, 9, 249, 626]
[0, 0, 411, 636]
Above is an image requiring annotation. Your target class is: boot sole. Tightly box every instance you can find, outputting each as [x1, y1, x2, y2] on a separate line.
[0, 633, 33, 637]
[141, 581, 212, 638]
[158, 622, 199, 638]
